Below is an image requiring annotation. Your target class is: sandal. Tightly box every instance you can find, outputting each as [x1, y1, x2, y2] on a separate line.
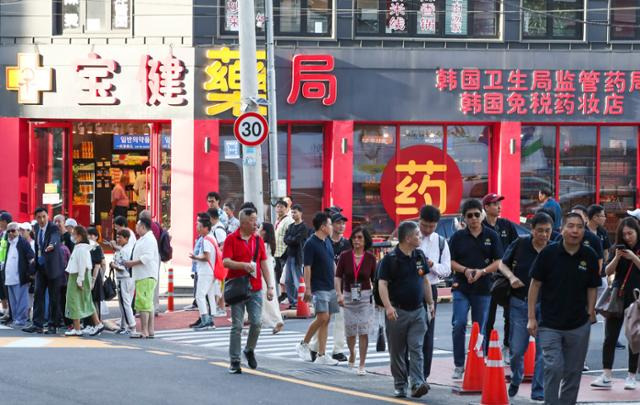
[272, 323, 284, 335]
[357, 367, 367, 376]
[129, 333, 146, 339]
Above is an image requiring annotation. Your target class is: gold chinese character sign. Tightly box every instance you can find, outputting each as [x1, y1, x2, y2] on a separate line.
[380, 145, 463, 222]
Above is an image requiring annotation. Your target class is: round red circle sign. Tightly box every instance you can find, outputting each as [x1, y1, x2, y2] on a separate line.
[380, 145, 463, 223]
[233, 112, 269, 147]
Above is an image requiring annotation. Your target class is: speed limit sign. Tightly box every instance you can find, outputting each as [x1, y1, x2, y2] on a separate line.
[233, 112, 269, 147]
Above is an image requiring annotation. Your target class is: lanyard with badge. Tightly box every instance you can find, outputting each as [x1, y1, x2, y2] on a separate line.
[351, 252, 364, 302]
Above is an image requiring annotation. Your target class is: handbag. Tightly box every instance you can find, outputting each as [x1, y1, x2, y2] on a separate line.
[224, 236, 261, 305]
[595, 260, 634, 319]
[376, 326, 386, 352]
[490, 273, 511, 307]
[624, 288, 640, 354]
[102, 268, 118, 301]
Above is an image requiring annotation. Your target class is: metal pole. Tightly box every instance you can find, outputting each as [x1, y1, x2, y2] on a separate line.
[265, 0, 279, 223]
[238, 0, 264, 219]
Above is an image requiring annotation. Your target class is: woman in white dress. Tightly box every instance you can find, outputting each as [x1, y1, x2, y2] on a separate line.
[260, 222, 284, 334]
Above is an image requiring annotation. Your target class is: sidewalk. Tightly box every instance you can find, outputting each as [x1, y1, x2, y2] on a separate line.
[369, 358, 640, 403]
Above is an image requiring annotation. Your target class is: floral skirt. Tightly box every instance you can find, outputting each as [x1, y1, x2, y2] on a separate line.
[65, 273, 96, 320]
[343, 290, 375, 338]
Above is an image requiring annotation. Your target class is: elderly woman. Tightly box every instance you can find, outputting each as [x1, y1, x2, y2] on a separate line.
[64, 226, 104, 337]
[335, 226, 377, 375]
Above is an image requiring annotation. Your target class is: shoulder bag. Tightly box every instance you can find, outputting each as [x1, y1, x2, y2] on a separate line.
[224, 236, 261, 305]
[595, 259, 635, 319]
[624, 288, 640, 354]
[102, 268, 118, 301]
[490, 238, 522, 307]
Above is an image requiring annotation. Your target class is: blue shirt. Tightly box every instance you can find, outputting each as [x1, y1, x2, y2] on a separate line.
[303, 234, 335, 292]
[542, 198, 562, 231]
[191, 237, 203, 273]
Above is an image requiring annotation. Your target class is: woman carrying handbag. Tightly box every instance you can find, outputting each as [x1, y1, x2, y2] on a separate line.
[591, 217, 640, 390]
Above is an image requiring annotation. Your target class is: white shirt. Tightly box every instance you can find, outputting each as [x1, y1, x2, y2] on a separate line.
[113, 241, 134, 279]
[196, 236, 216, 276]
[4, 238, 20, 286]
[419, 232, 452, 285]
[131, 230, 160, 281]
[211, 224, 227, 246]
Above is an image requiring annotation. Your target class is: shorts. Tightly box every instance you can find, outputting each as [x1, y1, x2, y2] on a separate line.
[313, 290, 339, 315]
[135, 278, 157, 312]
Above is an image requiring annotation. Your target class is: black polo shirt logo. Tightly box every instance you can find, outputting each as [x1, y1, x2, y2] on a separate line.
[484, 238, 492, 246]
[501, 230, 507, 237]
[416, 255, 426, 276]
[583, 240, 590, 247]
[578, 260, 587, 272]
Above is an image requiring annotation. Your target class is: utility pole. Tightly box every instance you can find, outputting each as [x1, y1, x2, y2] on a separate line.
[238, 0, 264, 219]
[265, 0, 281, 223]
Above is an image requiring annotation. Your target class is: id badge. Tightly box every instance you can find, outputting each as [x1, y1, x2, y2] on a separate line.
[350, 283, 362, 302]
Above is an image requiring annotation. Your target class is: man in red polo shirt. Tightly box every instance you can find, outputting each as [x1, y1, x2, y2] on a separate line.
[223, 207, 274, 374]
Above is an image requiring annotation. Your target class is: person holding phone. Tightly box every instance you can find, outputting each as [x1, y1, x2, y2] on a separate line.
[591, 217, 640, 391]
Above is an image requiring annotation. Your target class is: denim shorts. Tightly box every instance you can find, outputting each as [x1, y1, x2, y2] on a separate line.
[313, 290, 339, 314]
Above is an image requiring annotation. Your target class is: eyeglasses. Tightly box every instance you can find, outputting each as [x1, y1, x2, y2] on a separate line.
[465, 212, 481, 219]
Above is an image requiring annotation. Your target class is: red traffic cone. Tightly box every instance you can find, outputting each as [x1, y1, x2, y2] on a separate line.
[523, 336, 536, 381]
[296, 277, 311, 318]
[452, 322, 484, 394]
[481, 329, 509, 405]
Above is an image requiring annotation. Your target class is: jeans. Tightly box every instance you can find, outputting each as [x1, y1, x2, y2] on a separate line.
[603, 314, 639, 373]
[7, 284, 29, 325]
[229, 290, 262, 363]
[509, 296, 543, 399]
[386, 307, 427, 390]
[451, 290, 491, 367]
[539, 322, 590, 405]
[285, 256, 302, 306]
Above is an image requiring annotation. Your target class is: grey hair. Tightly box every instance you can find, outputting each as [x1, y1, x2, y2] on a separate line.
[397, 221, 419, 243]
[7, 221, 19, 230]
[239, 208, 256, 223]
[53, 214, 65, 222]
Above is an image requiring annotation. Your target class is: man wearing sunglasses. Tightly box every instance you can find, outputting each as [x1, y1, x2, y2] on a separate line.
[448, 199, 503, 381]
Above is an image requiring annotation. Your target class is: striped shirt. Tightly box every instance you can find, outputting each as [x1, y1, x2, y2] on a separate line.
[274, 214, 294, 258]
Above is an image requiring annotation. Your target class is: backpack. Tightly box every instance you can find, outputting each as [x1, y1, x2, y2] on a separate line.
[204, 235, 228, 281]
[158, 228, 173, 262]
[372, 249, 428, 307]
[436, 234, 445, 263]
[625, 288, 640, 354]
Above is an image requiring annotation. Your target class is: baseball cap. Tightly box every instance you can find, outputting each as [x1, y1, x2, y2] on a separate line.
[627, 209, 640, 221]
[65, 218, 78, 227]
[331, 213, 348, 223]
[0, 212, 12, 222]
[482, 193, 505, 206]
[19, 222, 32, 232]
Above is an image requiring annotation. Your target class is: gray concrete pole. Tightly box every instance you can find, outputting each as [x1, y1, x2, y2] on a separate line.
[238, 0, 264, 219]
[265, 0, 280, 223]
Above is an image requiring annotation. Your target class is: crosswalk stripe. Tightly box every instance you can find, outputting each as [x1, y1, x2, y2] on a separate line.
[0, 325, 11, 330]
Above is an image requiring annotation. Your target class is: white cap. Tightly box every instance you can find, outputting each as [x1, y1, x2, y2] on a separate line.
[627, 209, 640, 221]
[65, 218, 78, 227]
[19, 222, 32, 231]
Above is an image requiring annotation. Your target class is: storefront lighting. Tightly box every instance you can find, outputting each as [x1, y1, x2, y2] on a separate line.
[204, 136, 211, 153]
[362, 134, 394, 145]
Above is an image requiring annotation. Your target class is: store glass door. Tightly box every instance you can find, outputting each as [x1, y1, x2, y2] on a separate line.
[149, 123, 171, 229]
[29, 122, 73, 218]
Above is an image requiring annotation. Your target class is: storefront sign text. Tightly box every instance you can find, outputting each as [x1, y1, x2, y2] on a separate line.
[436, 68, 637, 116]
[139, 55, 186, 106]
[203, 47, 267, 117]
[287, 54, 337, 106]
[75, 52, 119, 105]
[5, 53, 53, 104]
[380, 145, 463, 221]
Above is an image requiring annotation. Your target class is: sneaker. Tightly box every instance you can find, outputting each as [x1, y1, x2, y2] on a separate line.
[296, 341, 312, 362]
[310, 350, 318, 362]
[332, 352, 348, 362]
[243, 349, 258, 369]
[393, 388, 407, 398]
[117, 329, 131, 336]
[194, 319, 211, 331]
[64, 329, 83, 336]
[215, 309, 227, 317]
[22, 325, 43, 334]
[531, 395, 544, 402]
[410, 383, 429, 398]
[590, 374, 612, 388]
[583, 363, 590, 372]
[314, 354, 339, 366]
[45, 327, 58, 335]
[452, 366, 464, 381]
[356, 367, 366, 376]
[82, 325, 95, 335]
[228, 361, 242, 374]
[624, 375, 637, 390]
[90, 324, 105, 336]
[183, 304, 198, 311]
[189, 318, 201, 328]
[508, 383, 519, 398]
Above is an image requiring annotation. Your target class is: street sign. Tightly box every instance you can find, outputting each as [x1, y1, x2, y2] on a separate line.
[233, 112, 269, 146]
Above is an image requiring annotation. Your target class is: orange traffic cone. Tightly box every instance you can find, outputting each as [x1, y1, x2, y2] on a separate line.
[523, 336, 536, 382]
[296, 277, 311, 318]
[481, 329, 509, 405]
[452, 322, 485, 394]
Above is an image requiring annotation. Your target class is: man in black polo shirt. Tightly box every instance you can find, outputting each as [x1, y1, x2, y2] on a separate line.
[499, 212, 554, 401]
[378, 221, 434, 399]
[449, 199, 503, 381]
[482, 193, 519, 359]
[528, 213, 600, 405]
[556, 205, 604, 273]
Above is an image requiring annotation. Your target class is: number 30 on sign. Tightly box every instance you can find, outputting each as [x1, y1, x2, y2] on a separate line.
[233, 112, 269, 147]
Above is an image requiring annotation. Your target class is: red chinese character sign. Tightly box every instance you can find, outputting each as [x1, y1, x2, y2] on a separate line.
[139, 55, 186, 106]
[287, 54, 337, 106]
[380, 145, 463, 223]
[75, 52, 119, 105]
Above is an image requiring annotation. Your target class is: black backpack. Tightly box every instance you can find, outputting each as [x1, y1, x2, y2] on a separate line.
[158, 227, 173, 262]
[372, 249, 428, 307]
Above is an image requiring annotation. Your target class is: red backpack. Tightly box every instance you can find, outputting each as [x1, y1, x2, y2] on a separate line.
[204, 235, 227, 281]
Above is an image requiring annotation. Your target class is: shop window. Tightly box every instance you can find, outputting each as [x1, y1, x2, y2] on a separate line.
[356, 0, 500, 38]
[610, 0, 639, 40]
[159, 124, 172, 230]
[600, 127, 637, 233]
[218, 125, 271, 221]
[220, 0, 266, 35]
[278, 125, 288, 182]
[289, 126, 324, 227]
[558, 126, 596, 213]
[519, 125, 556, 220]
[56, 0, 131, 34]
[446, 125, 490, 204]
[521, 0, 584, 40]
[400, 125, 444, 149]
[275, 0, 332, 35]
[352, 125, 397, 238]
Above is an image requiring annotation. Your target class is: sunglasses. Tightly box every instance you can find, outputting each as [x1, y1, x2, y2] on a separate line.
[7, 229, 17, 233]
[465, 212, 481, 219]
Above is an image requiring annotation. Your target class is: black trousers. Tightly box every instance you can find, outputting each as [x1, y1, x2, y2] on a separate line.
[423, 284, 438, 379]
[33, 272, 63, 328]
[603, 314, 640, 373]
[275, 256, 285, 295]
[485, 294, 510, 351]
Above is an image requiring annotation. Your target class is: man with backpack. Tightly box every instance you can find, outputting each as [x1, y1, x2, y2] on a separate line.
[418, 205, 451, 382]
[139, 210, 172, 315]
